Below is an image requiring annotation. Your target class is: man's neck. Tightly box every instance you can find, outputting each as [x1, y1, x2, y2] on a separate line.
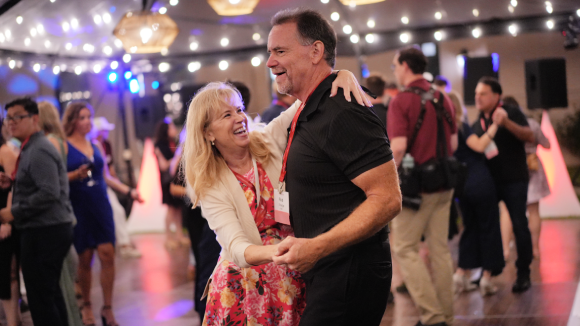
[482, 107, 495, 119]
[17, 129, 39, 143]
[403, 74, 423, 88]
[292, 67, 333, 103]
[222, 148, 253, 174]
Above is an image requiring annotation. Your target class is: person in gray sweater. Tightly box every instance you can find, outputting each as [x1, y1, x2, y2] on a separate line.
[0, 97, 74, 326]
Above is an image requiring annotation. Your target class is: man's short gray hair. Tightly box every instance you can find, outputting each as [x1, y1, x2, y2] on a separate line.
[271, 8, 337, 68]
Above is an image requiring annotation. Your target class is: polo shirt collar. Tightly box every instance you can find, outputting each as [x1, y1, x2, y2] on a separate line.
[298, 73, 337, 122]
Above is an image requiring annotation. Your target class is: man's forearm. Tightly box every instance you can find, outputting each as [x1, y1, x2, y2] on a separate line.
[504, 120, 534, 143]
[312, 194, 401, 259]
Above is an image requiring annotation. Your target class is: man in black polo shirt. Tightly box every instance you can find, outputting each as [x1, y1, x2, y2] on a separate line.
[267, 8, 402, 326]
[471, 76, 535, 293]
[366, 73, 389, 129]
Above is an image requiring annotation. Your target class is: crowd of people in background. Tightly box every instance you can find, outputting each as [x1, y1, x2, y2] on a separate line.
[0, 8, 555, 326]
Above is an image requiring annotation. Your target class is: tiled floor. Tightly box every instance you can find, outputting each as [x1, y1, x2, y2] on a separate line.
[5, 219, 579, 326]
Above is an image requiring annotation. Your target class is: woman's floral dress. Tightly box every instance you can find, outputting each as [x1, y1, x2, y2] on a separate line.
[203, 162, 306, 326]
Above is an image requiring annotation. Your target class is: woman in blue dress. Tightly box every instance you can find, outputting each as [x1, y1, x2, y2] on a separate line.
[63, 102, 142, 326]
[448, 91, 505, 296]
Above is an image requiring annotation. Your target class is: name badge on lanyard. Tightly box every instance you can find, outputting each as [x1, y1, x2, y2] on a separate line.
[480, 117, 499, 159]
[274, 190, 290, 225]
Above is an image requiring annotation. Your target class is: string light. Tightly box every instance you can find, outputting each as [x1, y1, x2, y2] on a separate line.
[252, 33, 261, 41]
[189, 42, 199, 51]
[508, 5, 515, 13]
[75, 66, 82, 75]
[62, 22, 70, 32]
[123, 54, 131, 63]
[472, 27, 482, 38]
[321, 0, 329, 3]
[71, 18, 79, 29]
[114, 39, 123, 48]
[0, 34, 4, 43]
[8, 60, 15, 69]
[400, 32, 410, 43]
[343, 25, 352, 34]
[188, 61, 201, 72]
[103, 46, 113, 55]
[169, 0, 178, 5]
[546, 19, 555, 29]
[367, 19, 375, 28]
[44, 40, 51, 48]
[545, 1, 553, 14]
[102, 13, 112, 23]
[33, 63, 41, 72]
[401, 16, 409, 24]
[473, 9, 479, 17]
[94, 15, 102, 25]
[4, 29, 10, 39]
[331, 12, 340, 21]
[158, 62, 170, 72]
[508, 23, 518, 36]
[434, 30, 443, 41]
[53, 66, 60, 75]
[350, 34, 359, 43]
[16, 16, 23, 24]
[110, 61, 119, 69]
[511, 0, 518, 7]
[251, 57, 261, 67]
[159, 7, 167, 14]
[219, 60, 228, 70]
[24, 38, 30, 46]
[93, 64, 102, 73]
[37, 24, 44, 34]
[365, 33, 375, 43]
[435, 12, 442, 20]
[30, 28, 37, 37]
[220, 38, 229, 47]
[65, 43, 73, 50]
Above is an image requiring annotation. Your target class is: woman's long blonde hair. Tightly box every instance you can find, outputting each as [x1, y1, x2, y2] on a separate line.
[183, 82, 271, 205]
[38, 101, 66, 140]
[447, 90, 467, 130]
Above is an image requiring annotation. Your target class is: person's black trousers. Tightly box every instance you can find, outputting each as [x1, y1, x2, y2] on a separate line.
[299, 230, 392, 326]
[497, 181, 533, 278]
[458, 191, 505, 275]
[194, 222, 221, 321]
[20, 223, 73, 326]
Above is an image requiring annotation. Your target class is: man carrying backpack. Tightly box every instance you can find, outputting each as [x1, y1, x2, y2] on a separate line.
[387, 46, 458, 326]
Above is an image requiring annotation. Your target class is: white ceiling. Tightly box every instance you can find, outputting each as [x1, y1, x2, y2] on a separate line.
[0, 0, 578, 60]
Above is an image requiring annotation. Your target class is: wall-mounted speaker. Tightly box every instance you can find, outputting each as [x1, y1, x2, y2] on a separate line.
[463, 55, 499, 106]
[525, 58, 568, 109]
[132, 95, 166, 140]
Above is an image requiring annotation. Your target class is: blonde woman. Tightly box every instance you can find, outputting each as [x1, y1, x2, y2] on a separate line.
[448, 91, 505, 295]
[182, 72, 369, 325]
[38, 101, 83, 326]
[63, 102, 142, 326]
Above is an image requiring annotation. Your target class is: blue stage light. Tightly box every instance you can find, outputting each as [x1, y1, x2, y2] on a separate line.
[108, 72, 118, 83]
[129, 79, 140, 94]
[152, 81, 160, 89]
[124, 71, 132, 80]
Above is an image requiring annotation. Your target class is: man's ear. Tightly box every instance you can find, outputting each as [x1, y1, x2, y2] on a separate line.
[310, 40, 325, 65]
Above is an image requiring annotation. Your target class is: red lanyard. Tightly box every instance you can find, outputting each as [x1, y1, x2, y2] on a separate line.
[11, 135, 31, 180]
[278, 73, 331, 186]
[481, 101, 503, 132]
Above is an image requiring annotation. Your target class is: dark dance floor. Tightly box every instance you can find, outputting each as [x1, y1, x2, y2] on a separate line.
[7, 218, 580, 326]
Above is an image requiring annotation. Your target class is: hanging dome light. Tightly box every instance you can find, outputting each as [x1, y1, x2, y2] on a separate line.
[113, 11, 179, 53]
[338, 0, 385, 5]
[207, 0, 260, 16]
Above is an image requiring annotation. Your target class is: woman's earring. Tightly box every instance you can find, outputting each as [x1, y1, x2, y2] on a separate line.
[211, 140, 215, 146]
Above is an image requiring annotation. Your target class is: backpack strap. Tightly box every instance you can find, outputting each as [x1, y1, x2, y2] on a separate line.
[401, 87, 430, 153]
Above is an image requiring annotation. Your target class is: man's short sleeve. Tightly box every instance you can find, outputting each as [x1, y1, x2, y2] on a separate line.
[386, 96, 408, 139]
[321, 106, 393, 180]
